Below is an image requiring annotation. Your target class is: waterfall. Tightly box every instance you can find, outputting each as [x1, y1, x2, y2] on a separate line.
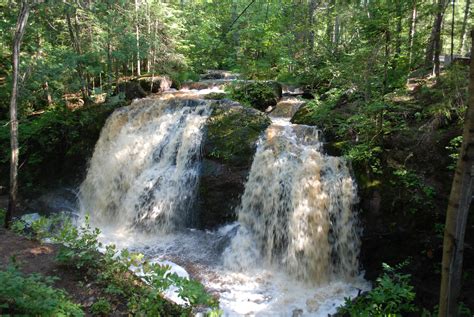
[79, 98, 211, 232]
[224, 118, 360, 284]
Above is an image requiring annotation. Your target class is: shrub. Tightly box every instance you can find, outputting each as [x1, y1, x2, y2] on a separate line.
[0, 266, 84, 316]
[54, 215, 102, 271]
[338, 263, 416, 316]
[90, 298, 112, 316]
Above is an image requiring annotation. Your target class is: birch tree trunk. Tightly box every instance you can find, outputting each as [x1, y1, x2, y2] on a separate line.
[135, 0, 141, 77]
[438, 29, 474, 317]
[6, 0, 29, 228]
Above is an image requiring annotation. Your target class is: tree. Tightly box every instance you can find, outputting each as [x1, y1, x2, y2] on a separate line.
[6, 0, 30, 228]
[438, 29, 474, 317]
[459, 0, 471, 55]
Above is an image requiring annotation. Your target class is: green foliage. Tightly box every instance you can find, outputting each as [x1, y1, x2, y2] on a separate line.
[422, 65, 469, 122]
[55, 215, 102, 271]
[0, 265, 84, 316]
[27, 214, 220, 315]
[446, 136, 463, 170]
[0, 208, 4, 227]
[90, 298, 112, 316]
[338, 263, 416, 317]
[390, 168, 436, 214]
[0, 103, 120, 192]
[10, 219, 26, 235]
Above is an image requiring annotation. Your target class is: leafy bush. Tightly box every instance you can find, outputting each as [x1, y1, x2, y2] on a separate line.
[0, 265, 84, 316]
[43, 215, 218, 314]
[338, 263, 416, 316]
[90, 298, 112, 316]
[55, 215, 102, 271]
[446, 136, 463, 170]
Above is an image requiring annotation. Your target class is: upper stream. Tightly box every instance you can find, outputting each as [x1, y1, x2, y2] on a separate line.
[78, 81, 369, 316]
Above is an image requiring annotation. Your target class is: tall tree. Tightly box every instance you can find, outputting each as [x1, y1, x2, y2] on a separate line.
[408, 0, 417, 68]
[433, 0, 447, 77]
[438, 29, 474, 317]
[6, 0, 30, 228]
[135, 0, 141, 77]
[459, 0, 471, 54]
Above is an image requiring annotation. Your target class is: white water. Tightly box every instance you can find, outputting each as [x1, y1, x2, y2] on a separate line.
[225, 118, 361, 284]
[79, 98, 211, 232]
[79, 92, 369, 316]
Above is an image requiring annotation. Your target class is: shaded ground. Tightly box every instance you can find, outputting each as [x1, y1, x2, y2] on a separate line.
[0, 228, 128, 316]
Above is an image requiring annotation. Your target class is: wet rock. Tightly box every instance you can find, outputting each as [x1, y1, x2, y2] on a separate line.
[198, 101, 271, 228]
[24, 188, 79, 216]
[292, 308, 304, 317]
[270, 97, 305, 118]
[204, 101, 271, 167]
[230, 81, 283, 111]
[203, 92, 228, 100]
[200, 70, 241, 80]
[138, 75, 172, 93]
[114, 80, 147, 100]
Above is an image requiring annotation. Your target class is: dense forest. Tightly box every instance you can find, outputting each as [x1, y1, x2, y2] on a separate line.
[0, 0, 473, 316]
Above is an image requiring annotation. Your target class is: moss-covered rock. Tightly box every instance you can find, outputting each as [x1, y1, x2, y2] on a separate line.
[203, 92, 228, 100]
[204, 101, 271, 166]
[228, 81, 283, 111]
[198, 101, 271, 228]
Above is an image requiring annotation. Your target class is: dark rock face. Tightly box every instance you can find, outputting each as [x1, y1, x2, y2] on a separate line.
[198, 159, 248, 228]
[198, 101, 271, 228]
[115, 80, 147, 100]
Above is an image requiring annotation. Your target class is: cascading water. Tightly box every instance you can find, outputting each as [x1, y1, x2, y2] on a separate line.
[79, 98, 211, 232]
[224, 118, 360, 285]
[77, 89, 368, 316]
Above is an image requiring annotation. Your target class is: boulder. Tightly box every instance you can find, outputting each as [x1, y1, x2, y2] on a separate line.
[198, 101, 271, 228]
[138, 76, 172, 93]
[200, 70, 241, 80]
[230, 81, 283, 111]
[115, 80, 147, 100]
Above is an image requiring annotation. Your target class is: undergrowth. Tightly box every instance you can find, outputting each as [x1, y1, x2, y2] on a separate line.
[9, 214, 221, 316]
[0, 265, 84, 316]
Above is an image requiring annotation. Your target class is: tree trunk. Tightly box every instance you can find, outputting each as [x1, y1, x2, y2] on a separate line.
[438, 29, 474, 317]
[65, 8, 88, 99]
[450, 0, 455, 60]
[135, 0, 141, 77]
[408, 1, 417, 68]
[6, 0, 29, 228]
[308, 0, 317, 53]
[433, 0, 446, 77]
[459, 0, 471, 55]
[426, 0, 448, 72]
[146, 0, 151, 74]
[395, 0, 402, 60]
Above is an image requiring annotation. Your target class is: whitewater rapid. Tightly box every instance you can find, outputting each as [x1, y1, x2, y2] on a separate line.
[78, 91, 369, 316]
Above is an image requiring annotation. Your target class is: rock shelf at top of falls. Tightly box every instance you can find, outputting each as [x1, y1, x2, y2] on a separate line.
[76, 78, 369, 316]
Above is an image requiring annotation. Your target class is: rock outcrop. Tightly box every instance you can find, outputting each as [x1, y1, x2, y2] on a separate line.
[198, 101, 271, 228]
